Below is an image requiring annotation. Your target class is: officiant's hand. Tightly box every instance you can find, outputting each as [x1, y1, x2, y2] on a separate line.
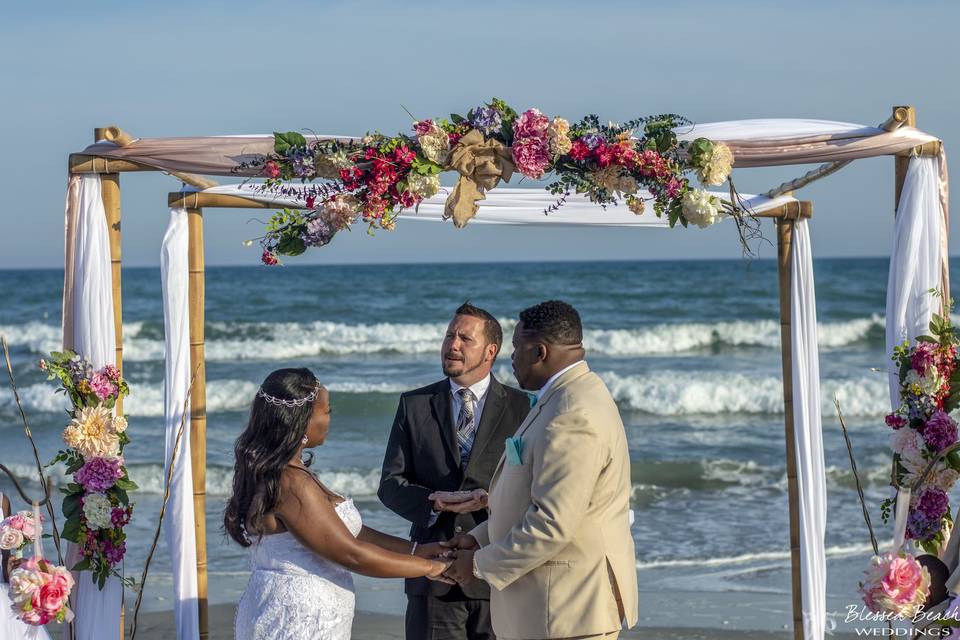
[429, 489, 488, 514]
[443, 549, 476, 585]
[440, 533, 479, 552]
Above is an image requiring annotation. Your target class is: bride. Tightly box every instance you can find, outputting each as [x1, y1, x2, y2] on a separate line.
[226, 368, 451, 640]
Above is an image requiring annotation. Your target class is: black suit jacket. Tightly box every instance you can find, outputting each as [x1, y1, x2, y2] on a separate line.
[378, 375, 531, 598]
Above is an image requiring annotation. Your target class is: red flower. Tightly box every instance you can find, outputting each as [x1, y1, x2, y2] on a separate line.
[261, 250, 279, 266]
[448, 132, 464, 147]
[593, 143, 614, 168]
[399, 191, 418, 208]
[612, 142, 635, 166]
[665, 177, 683, 198]
[569, 140, 591, 161]
[364, 147, 378, 160]
[394, 145, 415, 165]
[305, 195, 316, 209]
[260, 160, 281, 179]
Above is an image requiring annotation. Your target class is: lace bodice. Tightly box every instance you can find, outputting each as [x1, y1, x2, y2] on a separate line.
[235, 498, 363, 640]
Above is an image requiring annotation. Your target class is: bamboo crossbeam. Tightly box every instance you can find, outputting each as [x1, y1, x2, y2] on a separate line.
[72, 126, 219, 190]
[776, 218, 805, 640]
[187, 207, 209, 640]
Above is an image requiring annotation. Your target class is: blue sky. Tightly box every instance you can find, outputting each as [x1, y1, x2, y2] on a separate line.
[0, 0, 957, 267]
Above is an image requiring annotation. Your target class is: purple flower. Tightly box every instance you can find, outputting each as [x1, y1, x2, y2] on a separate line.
[301, 216, 335, 248]
[103, 538, 125, 565]
[66, 356, 93, 385]
[923, 410, 958, 452]
[912, 342, 939, 374]
[469, 106, 503, 136]
[111, 507, 131, 528]
[74, 457, 124, 492]
[580, 133, 605, 150]
[917, 487, 949, 521]
[906, 510, 940, 541]
[288, 149, 315, 178]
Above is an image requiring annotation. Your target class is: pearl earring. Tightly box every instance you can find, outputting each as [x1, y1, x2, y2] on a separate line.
[301, 435, 309, 446]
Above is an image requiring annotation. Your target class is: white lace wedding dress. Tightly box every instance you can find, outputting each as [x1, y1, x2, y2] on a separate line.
[234, 497, 362, 640]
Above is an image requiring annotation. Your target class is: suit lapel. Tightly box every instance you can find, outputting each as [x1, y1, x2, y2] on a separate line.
[490, 362, 592, 489]
[462, 378, 506, 479]
[429, 384, 460, 467]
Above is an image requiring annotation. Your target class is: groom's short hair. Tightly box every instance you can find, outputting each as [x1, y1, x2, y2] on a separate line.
[455, 302, 503, 353]
[519, 300, 583, 345]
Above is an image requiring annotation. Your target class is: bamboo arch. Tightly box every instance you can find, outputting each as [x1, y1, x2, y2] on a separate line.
[64, 106, 942, 640]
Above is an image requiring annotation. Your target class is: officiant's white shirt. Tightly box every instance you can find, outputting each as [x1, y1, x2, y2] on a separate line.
[449, 373, 492, 425]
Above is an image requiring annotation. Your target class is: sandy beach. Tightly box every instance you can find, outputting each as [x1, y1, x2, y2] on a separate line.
[124, 604, 865, 640]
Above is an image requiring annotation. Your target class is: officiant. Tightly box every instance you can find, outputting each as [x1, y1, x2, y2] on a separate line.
[379, 302, 531, 640]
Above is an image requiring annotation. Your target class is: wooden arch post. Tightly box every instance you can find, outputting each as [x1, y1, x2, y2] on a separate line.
[187, 205, 209, 640]
[777, 211, 804, 640]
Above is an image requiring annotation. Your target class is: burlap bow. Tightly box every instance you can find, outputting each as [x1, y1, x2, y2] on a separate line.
[443, 129, 514, 228]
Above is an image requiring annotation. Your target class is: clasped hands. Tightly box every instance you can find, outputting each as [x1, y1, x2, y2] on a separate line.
[415, 534, 480, 586]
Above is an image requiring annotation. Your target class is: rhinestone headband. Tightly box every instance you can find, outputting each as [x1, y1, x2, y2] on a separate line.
[257, 382, 321, 408]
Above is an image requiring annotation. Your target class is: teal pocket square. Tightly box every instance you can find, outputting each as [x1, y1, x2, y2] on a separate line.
[505, 436, 523, 465]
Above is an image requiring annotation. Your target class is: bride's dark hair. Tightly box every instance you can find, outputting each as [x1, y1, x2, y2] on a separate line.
[224, 367, 320, 547]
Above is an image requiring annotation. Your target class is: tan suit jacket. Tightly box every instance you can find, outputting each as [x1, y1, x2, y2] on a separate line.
[470, 362, 639, 639]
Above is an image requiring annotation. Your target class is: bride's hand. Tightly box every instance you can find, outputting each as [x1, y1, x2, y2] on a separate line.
[413, 542, 449, 559]
[426, 559, 455, 584]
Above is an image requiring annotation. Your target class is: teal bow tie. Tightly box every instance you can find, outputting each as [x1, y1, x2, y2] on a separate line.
[528, 392, 538, 407]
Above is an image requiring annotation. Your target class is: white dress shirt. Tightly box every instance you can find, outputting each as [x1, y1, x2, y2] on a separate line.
[427, 373, 493, 526]
[535, 360, 584, 402]
[450, 373, 492, 427]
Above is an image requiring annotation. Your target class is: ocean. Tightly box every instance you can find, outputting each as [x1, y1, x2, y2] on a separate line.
[0, 258, 947, 632]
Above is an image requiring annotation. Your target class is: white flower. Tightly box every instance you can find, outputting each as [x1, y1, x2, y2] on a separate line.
[82, 493, 113, 530]
[0, 526, 24, 550]
[8, 567, 43, 606]
[405, 173, 441, 199]
[696, 142, 733, 186]
[890, 427, 925, 460]
[112, 415, 128, 434]
[417, 124, 450, 165]
[680, 189, 722, 228]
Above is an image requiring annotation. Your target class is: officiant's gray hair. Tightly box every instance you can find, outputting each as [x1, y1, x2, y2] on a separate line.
[519, 300, 583, 346]
[455, 301, 503, 353]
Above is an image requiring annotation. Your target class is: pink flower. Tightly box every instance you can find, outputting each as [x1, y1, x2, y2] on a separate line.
[912, 342, 939, 374]
[37, 576, 71, 617]
[260, 160, 281, 179]
[882, 556, 927, 604]
[102, 365, 121, 382]
[511, 137, 551, 179]
[413, 119, 435, 136]
[394, 145, 415, 165]
[860, 552, 930, 616]
[261, 250, 279, 266]
[665, 177, 684, 198]
[89, 372, 117, 401]
[6, 513, 26, 531]
[512, 109, 550, 139]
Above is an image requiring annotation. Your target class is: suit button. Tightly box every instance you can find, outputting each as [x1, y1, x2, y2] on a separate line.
[455, 526, 463, 533]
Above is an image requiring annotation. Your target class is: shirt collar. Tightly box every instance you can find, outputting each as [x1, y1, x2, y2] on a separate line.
[535, 360, 585, 401]
[450, 373, 492, 400]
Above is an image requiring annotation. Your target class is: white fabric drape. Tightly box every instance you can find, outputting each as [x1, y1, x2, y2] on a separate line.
[161, 208, 200, 640]
[885, 157, 945, 401]
[790, 220, 827, 640]
[885, 157, 948, 558]
[60, 174, 122, 640]
[182, 183, 797, 226]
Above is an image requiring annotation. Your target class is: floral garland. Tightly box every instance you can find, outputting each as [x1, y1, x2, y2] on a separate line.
[42, 351, 137, 589]
[238, 98, 735, 264]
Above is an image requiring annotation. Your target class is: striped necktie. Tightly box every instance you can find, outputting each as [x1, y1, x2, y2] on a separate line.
[456, 388, 478, 464]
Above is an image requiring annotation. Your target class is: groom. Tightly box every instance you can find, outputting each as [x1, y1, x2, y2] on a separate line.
[444, 300, 639, 640]
[379, 302, 531, 640]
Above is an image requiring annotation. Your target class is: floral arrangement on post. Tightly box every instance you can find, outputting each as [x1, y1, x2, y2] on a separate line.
[881, 309, 960, 553]
[0, 510, 42, 555]
[859, 301, 960, 618]
[7, 503, 74, 626]
[236, 98, 738, 264]
[42, 351, 137, 589]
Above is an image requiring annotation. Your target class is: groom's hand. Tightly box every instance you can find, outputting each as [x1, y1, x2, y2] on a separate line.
[413, 542, 448, 560]
[444, 549, 476, 585]
[440, 534, 479, 552]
